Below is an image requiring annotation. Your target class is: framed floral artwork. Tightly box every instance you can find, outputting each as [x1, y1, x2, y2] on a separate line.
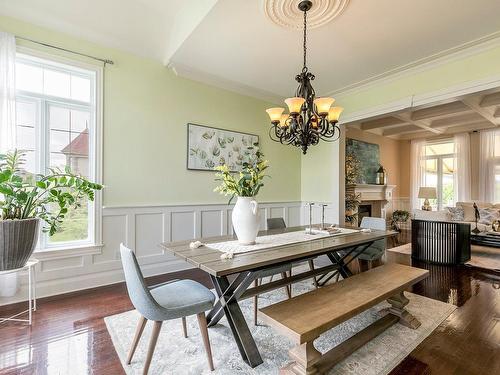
[187, 123, 260, 172]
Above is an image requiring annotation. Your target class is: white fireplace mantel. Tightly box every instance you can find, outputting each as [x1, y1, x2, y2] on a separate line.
[346, 184, 396, 223]
[346, 184, 396, 202]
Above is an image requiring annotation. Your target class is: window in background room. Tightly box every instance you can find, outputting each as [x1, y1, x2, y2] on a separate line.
[493, 133, 500, 202]
[424, 140, 455, 210]
[15, 52, 99, 250]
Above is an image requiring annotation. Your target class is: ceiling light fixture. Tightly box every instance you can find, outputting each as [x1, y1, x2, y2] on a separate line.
[266, 0, 343, 154]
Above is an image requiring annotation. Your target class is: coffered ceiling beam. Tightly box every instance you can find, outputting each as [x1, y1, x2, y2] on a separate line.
[430, 112, 485, 128]
[461, 98, 500, 126]
[479, 92, 500, 107]
[382, 125, 423, 136]
[397, 130, 435, 140]
[393, 113, 443, 134]
[411, 101, 471, 121]
[360, 116, 408, 131]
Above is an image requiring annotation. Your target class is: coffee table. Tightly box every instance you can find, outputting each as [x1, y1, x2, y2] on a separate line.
[470, 232, 500, 248]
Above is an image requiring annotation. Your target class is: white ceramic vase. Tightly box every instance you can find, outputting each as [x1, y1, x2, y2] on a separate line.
[232, 196, 260, 245]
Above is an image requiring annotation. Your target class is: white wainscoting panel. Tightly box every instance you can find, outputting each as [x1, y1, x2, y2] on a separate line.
[1, 201, 304, 305]
[301, 202, 338, 227]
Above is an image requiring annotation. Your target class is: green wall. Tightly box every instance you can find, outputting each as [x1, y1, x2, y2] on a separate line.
[0, 15, 301, 207]
[301, 43, 500, 207]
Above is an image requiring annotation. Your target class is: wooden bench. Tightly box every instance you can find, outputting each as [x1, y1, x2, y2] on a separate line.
[259, 263, 429, 375]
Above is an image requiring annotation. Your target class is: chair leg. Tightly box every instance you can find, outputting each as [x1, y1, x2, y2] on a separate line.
[143, 321, 162, 375]
[181, 316, 188, 338]
[197, 312, 215, 371]
[127, 316, 147, 365]
[308, 259, 318, 288]
[253, 279, 259, 326]
[281, 272, 292, 299]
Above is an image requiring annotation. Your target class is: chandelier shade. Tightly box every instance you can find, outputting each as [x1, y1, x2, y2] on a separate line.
[266, 107, 285, 123]
[313, 97, 335, 115]
[266, 0, 343, 154]
[284, 97, 306, 114]
[328, 106, 344, 122]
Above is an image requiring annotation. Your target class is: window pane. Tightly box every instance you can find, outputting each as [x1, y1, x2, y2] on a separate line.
[425, 142, 454, 156]
[48, 111, 90, 244]
[16, 100, 37, 126]
[71, 75, 91, 102]
[495, 135, 500, 157]
[16, 62, 43, 93]
[17, 126, 36, 150]
[49, 198, 89, 243]
[20, 151, 36, 175]
[442, 157, 454, 207]
[71, 110, 90, 132]
[44, 69, 71, 98]
[495, 166, 500, 202]
[49, 106, 70, 131]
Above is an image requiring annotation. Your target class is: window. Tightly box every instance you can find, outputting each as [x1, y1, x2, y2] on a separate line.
[493, 133, 500, 202]
[14, 52, 101, 250]
[424, 140, 455, 210]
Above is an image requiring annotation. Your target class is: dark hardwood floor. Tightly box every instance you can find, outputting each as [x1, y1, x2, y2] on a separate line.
[0, 233, 499, 374]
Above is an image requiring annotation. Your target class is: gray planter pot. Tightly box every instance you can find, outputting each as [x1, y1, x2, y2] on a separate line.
[0, 218, 39, 271]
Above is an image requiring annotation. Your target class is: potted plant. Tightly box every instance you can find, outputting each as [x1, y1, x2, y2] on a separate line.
[391, 210, 411, 232]
[345, 193, 361, 226]
[0, 150, 102, 271]
[214, 145, 268, 245]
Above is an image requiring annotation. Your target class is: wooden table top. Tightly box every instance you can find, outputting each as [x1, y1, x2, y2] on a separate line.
[160, 226, 397, 277]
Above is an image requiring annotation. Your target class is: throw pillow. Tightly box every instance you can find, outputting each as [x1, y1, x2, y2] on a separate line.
[447, 207, 464, 221]
[478, 208, 500, 225]
[457, 202, 493, 222]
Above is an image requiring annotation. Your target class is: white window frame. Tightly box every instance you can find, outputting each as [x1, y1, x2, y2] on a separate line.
[425, 139, 455, 210]
[15, 47, 103, 256]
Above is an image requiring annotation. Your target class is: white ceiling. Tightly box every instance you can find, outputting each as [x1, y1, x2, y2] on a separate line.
[2, 0, 500, 102]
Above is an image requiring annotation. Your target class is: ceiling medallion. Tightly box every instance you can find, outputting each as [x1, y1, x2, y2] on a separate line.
[266, 0, 344, 155]
[263, 0, 350, 30]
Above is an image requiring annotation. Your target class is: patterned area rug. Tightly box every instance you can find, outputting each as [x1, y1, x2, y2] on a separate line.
[105, 278, 455, 375]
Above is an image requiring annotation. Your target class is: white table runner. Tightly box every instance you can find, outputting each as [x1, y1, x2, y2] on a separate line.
[207, 228, 360, 254]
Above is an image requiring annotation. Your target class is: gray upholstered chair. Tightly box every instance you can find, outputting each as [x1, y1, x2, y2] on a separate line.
[358, 217, 387, 259]
[120, 244, 216, 374]
[357, 217, 387, 270]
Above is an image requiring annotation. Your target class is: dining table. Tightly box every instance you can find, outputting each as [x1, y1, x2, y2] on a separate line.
[160, 225, 397, 368]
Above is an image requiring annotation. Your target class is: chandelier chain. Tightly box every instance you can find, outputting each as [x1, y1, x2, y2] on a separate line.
[303, 8, 307, 70]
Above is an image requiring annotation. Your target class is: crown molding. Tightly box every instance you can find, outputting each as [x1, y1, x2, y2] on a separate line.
[330, 31, 500, 99]
[341, 73, 500, 127]
[169, 62, 283, 105]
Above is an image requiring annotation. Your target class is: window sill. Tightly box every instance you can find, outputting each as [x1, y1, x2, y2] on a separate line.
[33, 244, 104, 260]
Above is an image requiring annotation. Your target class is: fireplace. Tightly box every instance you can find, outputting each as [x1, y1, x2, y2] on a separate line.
[358, 204, 372, 225]
[345, 184, 395, 226]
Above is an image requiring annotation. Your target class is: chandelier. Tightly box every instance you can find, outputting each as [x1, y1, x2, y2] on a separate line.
[266, 0, 343, 155]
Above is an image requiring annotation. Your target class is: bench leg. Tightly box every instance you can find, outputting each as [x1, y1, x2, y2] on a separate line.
[387, 291, 421, 329]
[281, 341, 322, 375]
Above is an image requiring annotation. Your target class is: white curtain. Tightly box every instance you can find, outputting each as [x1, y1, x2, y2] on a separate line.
[479, 129, 498, 202]
[453, 132, 471, 202]
[0, 31, 16, 153]
[410, 139, 426, 209]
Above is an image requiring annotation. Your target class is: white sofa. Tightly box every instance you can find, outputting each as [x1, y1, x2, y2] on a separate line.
[413, 201, 500, 232]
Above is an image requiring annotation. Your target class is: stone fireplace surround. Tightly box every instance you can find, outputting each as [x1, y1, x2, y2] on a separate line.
[346, 184, 396, 226]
